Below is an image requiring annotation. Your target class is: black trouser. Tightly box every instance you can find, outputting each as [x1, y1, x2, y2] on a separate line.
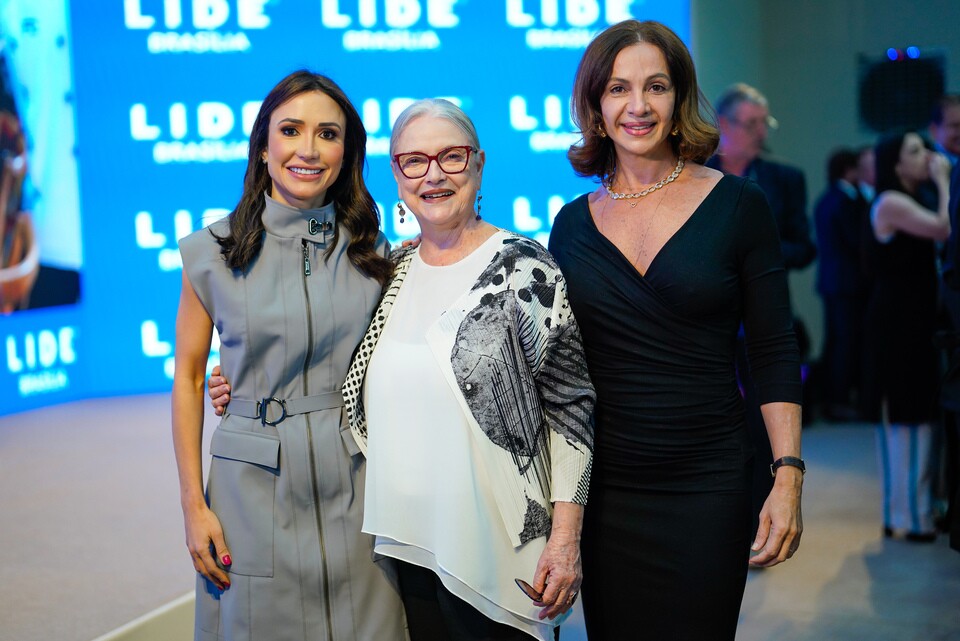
[396, 560, 547, 641]
[821, 293, 866, 409]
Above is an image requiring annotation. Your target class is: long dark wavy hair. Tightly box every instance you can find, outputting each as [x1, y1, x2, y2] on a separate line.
[214, 70, 393, 285]
[567, 20, 718, 181]
[873, 130, 932, 198]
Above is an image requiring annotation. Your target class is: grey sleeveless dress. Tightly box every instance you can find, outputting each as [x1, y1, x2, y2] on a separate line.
[179, 195, 407, 641]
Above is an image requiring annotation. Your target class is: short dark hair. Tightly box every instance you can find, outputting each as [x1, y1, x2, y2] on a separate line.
[826, 148, 859, 183]
[567, 20, 718, 181]
[714, 83, 769, 120]
[930, 94, 960, 126]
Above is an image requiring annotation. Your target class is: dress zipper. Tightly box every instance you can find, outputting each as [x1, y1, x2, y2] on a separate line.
[301, 238, 334, 640]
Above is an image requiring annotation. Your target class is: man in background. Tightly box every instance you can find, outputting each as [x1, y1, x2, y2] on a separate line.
[929, 94, 960, 167]
[814, 149, 869, 421]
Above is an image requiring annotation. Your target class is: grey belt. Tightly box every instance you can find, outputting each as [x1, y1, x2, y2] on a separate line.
[228, 391, 344, 426]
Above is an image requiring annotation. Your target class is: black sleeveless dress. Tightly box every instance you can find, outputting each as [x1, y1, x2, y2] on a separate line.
[862, 226, 940, 424]
[549, 175, 802, 640]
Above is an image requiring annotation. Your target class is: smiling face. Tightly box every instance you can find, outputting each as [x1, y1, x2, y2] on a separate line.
[391, 114, 484, 232]
[262, 90, 346, 210]
[599, 42, 677, 163]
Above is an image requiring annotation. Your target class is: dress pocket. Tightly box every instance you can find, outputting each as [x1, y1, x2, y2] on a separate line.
[207, 428, 279, 577]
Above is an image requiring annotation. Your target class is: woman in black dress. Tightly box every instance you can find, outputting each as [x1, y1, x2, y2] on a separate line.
[863, 131, 951, 542]
[548, 20, 804, 640]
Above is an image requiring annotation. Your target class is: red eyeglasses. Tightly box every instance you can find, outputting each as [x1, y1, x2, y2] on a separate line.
[392, 145, 477, 179]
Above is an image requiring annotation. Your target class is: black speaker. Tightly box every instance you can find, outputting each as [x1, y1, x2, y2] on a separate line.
[858, 51, 945, 133]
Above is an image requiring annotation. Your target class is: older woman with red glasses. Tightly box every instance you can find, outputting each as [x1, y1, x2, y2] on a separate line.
[337, 98, 594, 641]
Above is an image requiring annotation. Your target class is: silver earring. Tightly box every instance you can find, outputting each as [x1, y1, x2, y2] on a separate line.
[397, 201, 406, 224]
[475, 191, 482, 221]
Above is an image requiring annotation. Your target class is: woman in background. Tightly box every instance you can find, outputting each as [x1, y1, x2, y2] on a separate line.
[863, 130, 951, 542]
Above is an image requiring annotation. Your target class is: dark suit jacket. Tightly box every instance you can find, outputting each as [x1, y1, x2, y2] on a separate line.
[814, 182, 869, 296]
[707, 155, 817, 271]
[946, 162, 960, 290]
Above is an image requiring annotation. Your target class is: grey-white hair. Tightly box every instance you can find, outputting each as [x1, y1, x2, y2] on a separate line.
[714, 82, 769, 119]
[389, 98, 481, 157]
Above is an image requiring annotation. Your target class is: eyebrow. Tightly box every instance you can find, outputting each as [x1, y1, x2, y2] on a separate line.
[608, 73, 671, 84]
[277, 118, 343, 129]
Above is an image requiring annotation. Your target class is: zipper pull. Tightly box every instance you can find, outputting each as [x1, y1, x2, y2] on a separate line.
[302, 240, 311, 276]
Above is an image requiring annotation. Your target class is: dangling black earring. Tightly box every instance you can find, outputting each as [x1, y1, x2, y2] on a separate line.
[475, 191, 482, 221]
[397, 201, 406, 224]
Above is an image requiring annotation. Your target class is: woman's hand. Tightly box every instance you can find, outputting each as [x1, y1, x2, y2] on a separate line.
[930, 151, 952, 188]
[749, 467, 803, 567]
[183, 503, 232, 590]
[400, 234, 421, 248]
[529, 502, 583, 620]
[208, 365, 230, 416]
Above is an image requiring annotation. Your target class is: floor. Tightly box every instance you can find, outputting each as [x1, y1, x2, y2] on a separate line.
[0, 394, 958, 641]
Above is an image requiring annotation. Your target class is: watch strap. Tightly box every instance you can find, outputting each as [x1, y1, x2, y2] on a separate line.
[770, 456, 805, 477]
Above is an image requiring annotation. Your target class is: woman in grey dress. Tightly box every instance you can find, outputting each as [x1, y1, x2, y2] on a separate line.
[172, 70, 407, 641]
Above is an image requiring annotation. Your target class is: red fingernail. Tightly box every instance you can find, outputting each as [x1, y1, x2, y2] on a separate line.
[222, 555, 232, 565]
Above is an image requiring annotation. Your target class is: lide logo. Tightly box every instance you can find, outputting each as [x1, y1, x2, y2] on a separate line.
[129, 100, 261, 164]
[141, 320, 220, 379]
[512, 195, 570, 246]
[506, 0, 636, 49]
[135, 208, 230, 271]
[5, 327, 77, 397]
[509, 94, 580, 152]
[320, 0, 460, 51]
[123, 0, 272, 53]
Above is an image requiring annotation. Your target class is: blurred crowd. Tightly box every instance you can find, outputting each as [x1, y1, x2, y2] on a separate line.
[751, 91, 960, 546]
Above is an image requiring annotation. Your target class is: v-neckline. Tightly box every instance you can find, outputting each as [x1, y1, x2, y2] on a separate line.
[586, 175, 730, 279]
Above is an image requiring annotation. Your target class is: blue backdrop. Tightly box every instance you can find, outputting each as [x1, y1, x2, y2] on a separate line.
[1, 0, 689, 416]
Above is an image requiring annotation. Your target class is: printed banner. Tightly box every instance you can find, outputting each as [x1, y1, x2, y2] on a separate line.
[0, 0, 689, 415]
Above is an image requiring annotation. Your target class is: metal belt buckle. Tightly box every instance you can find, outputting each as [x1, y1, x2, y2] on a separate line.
[257, 397, 287, 426]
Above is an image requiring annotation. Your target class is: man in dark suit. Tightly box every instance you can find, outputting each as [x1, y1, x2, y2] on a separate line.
[814, 149, 869, 420]
[942, 154, 960, 553]
[706, 83, 816, 544]
[707, 83, 817, 272]
[928, 94, 960, 168]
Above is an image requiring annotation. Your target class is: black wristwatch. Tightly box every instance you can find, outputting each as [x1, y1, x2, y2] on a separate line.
[770, 456, 805, 477]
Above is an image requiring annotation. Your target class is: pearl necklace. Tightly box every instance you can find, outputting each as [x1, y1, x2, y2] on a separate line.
[606, 157, 685, 206]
